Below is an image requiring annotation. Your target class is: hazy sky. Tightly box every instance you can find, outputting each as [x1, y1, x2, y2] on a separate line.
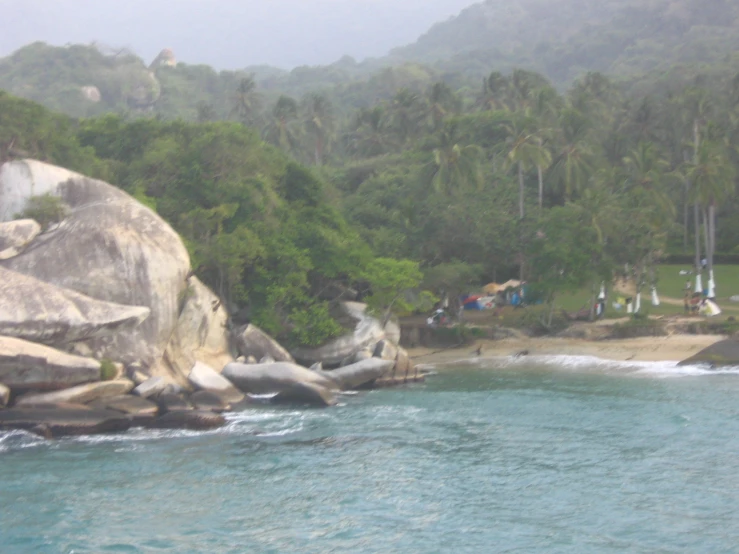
[0, 0, 478, 68]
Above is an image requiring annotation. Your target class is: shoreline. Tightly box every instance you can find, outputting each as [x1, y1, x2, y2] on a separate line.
[407, 334, 726, 367]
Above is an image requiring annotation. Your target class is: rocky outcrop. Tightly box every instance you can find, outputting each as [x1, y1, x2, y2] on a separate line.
[0, 383, 9, 407]
[163, 277, 233, 385]
[15, 379, 134, 406]
[188, 362, 244, 404]
[0, 219, 40, 256]
[0, 266, 150, 346]
[147, 411, 225, 431]
[679, 339, 739, 367]
[272, 382, 337, 407]
[133, 377, 169, 399]
[223, 361, 337, 395]
[290, 302, 386, 367]
[91, 395, 158, 422]
[190, 391, 231, 412]
[156, 393, 193, 414]
[0, 336, 101, 391]
[0, 406, 132, 437]
[233, 324, 294, 363]
[0, 160, 191, 378]
[321, 358, 394, 390]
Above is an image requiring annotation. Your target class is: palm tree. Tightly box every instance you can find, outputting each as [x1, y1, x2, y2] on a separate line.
[230, 75, 261, 127]
[478, 71, 509, 111]
[622, 142, 674, 225]
[548, 107, 594, 200]
[686, 140, 736, 297]
[263, 95, 301, 154]
[344, 106, 396, 158]
[388, 89, 427, 145]
[429, 123, 483, 195]
[303, 93, 335, 166]
[427, 82, 459, 130]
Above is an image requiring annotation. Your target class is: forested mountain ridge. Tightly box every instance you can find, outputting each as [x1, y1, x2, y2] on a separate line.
[392, 0, 739, 85]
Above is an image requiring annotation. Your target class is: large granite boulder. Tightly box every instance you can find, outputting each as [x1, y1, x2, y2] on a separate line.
[290, 302, 386, 367]
[0, 336, 101, 391]
[132, 376, 169, 399]
[0, 406, 132, 437]
[190, 390, 231, 412]
[679, 339, 739, 367]
[233, 324, 294, 363]
[222, 361, 338, 395]
[147, 410, 225, 431]
[0, 266, 150, 346]
[15, 379, 134, 406]
[163, 277, 233, 385]
[0, 160, 190, 377]
[0, 219, 40, 257]
[91, 394, 159, 423]
[188, 362, 244, 403]
[321, 358, 394, 390]
[272, 382, 337, 407]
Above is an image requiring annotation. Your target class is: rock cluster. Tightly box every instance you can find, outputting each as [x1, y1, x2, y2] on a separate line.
[0, 159, 420, 440]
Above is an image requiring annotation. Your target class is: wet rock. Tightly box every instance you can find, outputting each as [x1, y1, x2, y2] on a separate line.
[0, 336, 101, 392]
[222, 362, 338, 395]
[15, 379, 134, 406]
[679, 339, 739, 367]
[132, 376, 168, 399]
[91, 395, 158, 423]
[188, 362, 244, 403]
[271, 382, 337, 407]
[147, 410, 225, 431]
[0, 382, 9, 407]
[321, 358, 394, 390]
[233, 324, 294, 363]
[156, 393, 193, 414]
[190, 390, 230, 412]
[0, 406, 132, 437]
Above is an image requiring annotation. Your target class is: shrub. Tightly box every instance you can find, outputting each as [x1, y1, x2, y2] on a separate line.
[16, 193, 68, 230]
[99, 359, 118, 381]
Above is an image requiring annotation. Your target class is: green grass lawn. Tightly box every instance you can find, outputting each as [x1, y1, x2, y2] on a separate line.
[556, 265, 739, 319]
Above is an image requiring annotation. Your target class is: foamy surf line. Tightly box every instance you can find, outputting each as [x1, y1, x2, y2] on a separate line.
[424, 354, 739, 377]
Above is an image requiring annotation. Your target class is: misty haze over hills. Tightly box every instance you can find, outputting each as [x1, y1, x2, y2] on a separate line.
[0, 0, 477, 69]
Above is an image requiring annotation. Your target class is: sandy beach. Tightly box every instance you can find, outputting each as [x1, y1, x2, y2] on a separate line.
[408, 334, 726, 367]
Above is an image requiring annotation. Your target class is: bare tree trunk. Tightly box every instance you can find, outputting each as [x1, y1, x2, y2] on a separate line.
[537, 165, 544, 211]
[683, 183, 689, 252]
[518, 161, 525, 219]
[703, 206, 710, 266]
[693, 202, 701, 271]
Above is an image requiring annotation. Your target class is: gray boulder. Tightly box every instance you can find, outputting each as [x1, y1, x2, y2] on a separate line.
[0, 219, 40, 257]
[290, 302, 386, 367]
[321, 358, 394, 390]
[15, 379, 134, 406]
[0, 336, 101, 391]
[0, 382, 9, 407]
[679, 339, 739, 367]
[133, 376, 169, 399]
[162, 277, 233, 385]
[0, 406, 132, 437]
[233, 324, 294, 363]
[395, 347, 413, 378]
[91, 395, 158, 423]
[156, 393, 193, 414]
[222, 361, 338, 395]
[190, 390, 231, 412]
[147, 410, 225, 430]
[0, 160, 190, 377]
[0, 266, 150, 346]
[188, 362, 244, 404]
[272, 382, 337, 407]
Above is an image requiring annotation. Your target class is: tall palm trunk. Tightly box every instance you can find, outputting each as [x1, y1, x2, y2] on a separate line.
[537, 165, 544, 210]
[708, 201, 716, 298]
[703, 206, 710, 268]
[694, 202, 702, 293]
[683, 182, 689, 252]
[518, 161, 525, 219]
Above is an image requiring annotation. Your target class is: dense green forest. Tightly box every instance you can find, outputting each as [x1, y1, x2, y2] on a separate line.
[2, 0, 739, 342]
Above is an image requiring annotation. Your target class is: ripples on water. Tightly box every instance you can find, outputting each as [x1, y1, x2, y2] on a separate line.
[2, 356, 739, 553]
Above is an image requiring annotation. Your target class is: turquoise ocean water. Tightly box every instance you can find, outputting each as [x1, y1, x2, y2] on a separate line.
[2, 355, 739, 553]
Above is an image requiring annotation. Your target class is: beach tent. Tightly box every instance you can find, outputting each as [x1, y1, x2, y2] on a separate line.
[501, 279, 522, 290]
[700, 299, 722, 317]
[484, 282, 505, 295]
[462, 295, 484, 310]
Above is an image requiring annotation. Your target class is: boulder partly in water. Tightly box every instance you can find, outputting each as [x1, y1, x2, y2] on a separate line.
[272, 382, 337, 407]
[320, 358, 394, 390]
[15, 379, 134, 406]
[188, 362, 244, 404]
[222, 361, 337, 395]
[0, 406, 132, 438]
[678, 339, 739, 367]
[0, 336, 101, 392]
